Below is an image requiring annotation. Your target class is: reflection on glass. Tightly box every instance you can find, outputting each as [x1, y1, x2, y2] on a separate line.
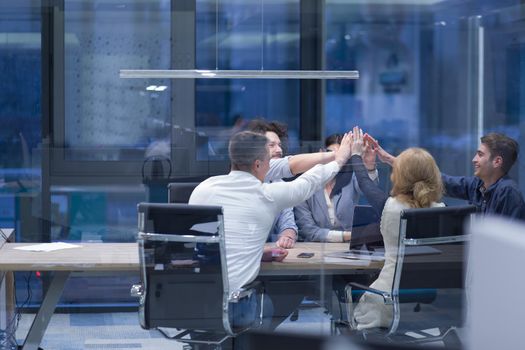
[64, 0, 171, 161]
[196, 0, 301, 160]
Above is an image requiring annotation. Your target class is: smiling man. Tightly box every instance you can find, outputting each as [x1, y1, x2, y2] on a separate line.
[248, 120, 299, 249]
[441, 133, 525, 220]
[189, 131, 352, 297]
[247, 119, 339, 249]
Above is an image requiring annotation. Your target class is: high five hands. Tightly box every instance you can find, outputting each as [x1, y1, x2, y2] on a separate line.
[350, 126, 377, 171]
[334, 132, 353, 168]
[363, 133, 396, 166]
[337, 126, 396, 168]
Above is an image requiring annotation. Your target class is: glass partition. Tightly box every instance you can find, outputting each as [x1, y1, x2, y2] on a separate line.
[63, 0, 171, 162]
[195, 0, 301, 159]
[1, 0, 525, 348]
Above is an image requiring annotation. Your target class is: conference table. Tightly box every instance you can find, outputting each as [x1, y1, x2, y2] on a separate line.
[0, 240, 466, 350]
[0, 242, 381, 350]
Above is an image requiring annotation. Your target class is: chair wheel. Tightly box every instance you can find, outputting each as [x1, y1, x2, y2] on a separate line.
[290, 310, 299, 322]
[413, 303, 421, 312]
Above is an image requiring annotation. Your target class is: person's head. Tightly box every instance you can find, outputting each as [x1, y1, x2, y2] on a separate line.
[229, 131, 270, 181]
[391, 147, 443, 208]
[246, 119, 288, 159]
[473, 133, 519, 180]
[323, 134, 343, 153]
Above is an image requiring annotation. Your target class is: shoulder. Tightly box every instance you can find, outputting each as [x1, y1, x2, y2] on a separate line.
[190, 176, 219, 202]
[266, 157, 292, 181]
[380, 197, 407, 233]
[384, 197, 409, 212]
[495, 178, 524, 198]
[381, 198, 407, 225]
[191, 174, 238, 195]
[497, 177, 520, 189]
[194, 174, 226, 188]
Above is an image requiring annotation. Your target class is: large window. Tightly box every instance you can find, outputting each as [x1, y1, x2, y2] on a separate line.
[195, 0, 301, 159]
[0, 1, 41, 228]
[325, 0, 525, 196]
[3, 0, 525, 319]
[62, 0, 171, 162]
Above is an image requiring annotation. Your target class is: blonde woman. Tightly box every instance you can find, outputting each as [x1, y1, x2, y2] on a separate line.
[349, 127, 444, 330]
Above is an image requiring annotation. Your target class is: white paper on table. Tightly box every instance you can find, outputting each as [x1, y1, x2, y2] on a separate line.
[14, 242, 81, 252]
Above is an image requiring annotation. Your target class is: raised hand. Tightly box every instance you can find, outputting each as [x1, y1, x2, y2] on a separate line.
[364, 133, 396, 166]
[334, 132, 352, 167]
[351, 126, 365, 156]
[362, 142, 377, 171]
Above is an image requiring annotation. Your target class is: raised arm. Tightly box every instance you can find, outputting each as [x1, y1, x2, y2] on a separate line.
[441, 173, 475, 200]
[351, 127, 388, 214]
[266, 133, 352, 210]
[288, 132, 353, 175]
[364, 133, 396, 166]
[351, 155, 388, 215]
[287, 151, 336, 175]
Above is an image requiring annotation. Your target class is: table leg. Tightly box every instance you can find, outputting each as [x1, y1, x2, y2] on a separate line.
[22, 271, 70, 350]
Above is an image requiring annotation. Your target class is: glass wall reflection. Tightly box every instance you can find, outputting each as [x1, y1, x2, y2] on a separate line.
[0, 0, 524, 344]
[64, 0, 171, 162]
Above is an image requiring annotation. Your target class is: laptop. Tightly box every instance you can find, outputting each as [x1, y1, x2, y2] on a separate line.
[349, 205, 382, 251]
[325, 205, 384, 260]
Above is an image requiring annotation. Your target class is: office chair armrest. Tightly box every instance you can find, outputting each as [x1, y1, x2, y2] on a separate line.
[229, 281, 263, 303]
[348, 282, 393, 305]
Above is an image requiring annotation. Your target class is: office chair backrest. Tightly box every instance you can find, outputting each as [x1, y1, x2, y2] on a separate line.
[137, 203, 229, 332]
[400, 205, 477, 242]
[138, 202, 221, 235]
[167, 182, 200, 203]
[395, 205, 476, 290]
[389, 205, 476, 334]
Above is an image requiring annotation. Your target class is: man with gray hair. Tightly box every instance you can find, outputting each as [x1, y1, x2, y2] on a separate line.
[189, 130, 352, 327]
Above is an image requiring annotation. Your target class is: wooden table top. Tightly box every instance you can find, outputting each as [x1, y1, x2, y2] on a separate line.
[0, 242, 382, 274]
[262, 242, 383, 275]
[0, 243, 139, 272]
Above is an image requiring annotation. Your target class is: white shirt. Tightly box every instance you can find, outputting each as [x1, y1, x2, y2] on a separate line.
[189, 161, 340, 294]
[266, 156, 293, 181]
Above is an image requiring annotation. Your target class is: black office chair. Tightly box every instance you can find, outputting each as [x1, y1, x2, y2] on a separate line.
[167, 182, 200, 203]
[345, 205, 476, 345]
[132, 203, 264, 346]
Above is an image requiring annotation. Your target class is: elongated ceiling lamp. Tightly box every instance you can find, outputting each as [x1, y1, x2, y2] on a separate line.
[120, 69, 359, 79]
[120, 0, 358, 80]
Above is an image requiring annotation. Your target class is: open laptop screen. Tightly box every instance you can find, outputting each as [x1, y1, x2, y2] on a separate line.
[350, 205, 382, 250]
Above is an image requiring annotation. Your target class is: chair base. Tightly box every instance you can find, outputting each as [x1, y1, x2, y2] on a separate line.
[158, 328, 231, 346]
